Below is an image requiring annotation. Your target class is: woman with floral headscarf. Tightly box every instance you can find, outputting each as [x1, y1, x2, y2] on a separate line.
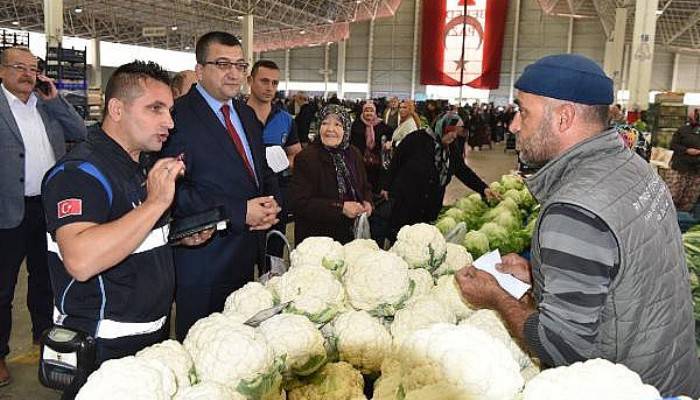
[290, 104, 373, 244]
[350, 101, 392, 194]
[381, 111, 496, 240]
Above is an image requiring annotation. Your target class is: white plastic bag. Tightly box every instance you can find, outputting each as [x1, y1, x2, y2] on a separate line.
[353, 212, 371, 240]
[445, 222, 468, 244]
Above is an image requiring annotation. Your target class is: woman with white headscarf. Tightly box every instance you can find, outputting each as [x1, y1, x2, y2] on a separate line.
[290, 105, 373, 244]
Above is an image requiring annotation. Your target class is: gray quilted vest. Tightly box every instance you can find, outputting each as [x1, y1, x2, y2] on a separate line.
[526, 128, 700, 396]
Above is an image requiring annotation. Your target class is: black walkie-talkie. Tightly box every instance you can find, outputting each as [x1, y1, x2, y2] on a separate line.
[39, 326, 96, 396]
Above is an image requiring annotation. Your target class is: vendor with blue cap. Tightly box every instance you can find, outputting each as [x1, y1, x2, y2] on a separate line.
[456, 53, 700, 397]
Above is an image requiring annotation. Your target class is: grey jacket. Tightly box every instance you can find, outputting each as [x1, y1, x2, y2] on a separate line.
[0, 90, 87, 229]
[527, 128, 700, 397]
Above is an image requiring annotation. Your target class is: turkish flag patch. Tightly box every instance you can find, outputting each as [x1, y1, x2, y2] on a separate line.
[57, 198, 82, 219]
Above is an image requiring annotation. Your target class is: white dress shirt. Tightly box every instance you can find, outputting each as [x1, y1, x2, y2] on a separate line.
[2, 84, 56, 196]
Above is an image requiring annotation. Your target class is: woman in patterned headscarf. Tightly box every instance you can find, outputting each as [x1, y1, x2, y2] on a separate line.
[289, 104, 373, 244]
[381, 111, 495, 240]
[350, 100, 393, 194]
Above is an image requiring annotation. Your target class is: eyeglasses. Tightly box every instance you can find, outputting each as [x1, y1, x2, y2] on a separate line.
[204, 60, 249, 72]
[2, 63, 40, 75]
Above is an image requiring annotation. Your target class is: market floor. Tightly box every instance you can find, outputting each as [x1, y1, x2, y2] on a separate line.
[0, 142, 518, 399]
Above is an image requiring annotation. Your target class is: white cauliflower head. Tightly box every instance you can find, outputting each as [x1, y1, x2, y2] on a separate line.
[433, 243, 473, 277]
[406, 268, 435, 303]
[396, 323, 524, 400]
[390, 296, 456, 346]
[266, 265, 345, 324]
[290, 236, 345, 274]
[343, 250, 414, 316]
[183, 312, 283, 398]
[76, 356, 177, 400]
[390, 223, 447, 272]
[459, 309, 534, 370]
[343, 239, 380, 267]
[173, 381, 244, 400]
[431, 274, 474, 321]
[136, 339, 196, 390]
[327, 310, 393, 374]
[522, 358, 661, 400]
[287, 362, 367, 400]
[223, 281, 275, 320]
[257, 314, 327, 376]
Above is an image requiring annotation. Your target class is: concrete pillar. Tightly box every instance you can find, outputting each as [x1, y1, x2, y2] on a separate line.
[241, 14, 254, 94]
[627, 0, 659, 110]
[566, 17, 574, 53]
[603, 7, 628, 95]
[366, 17, 375, 99]
[323, 42, 331, 99]
[671, 52, 681, 92]
[44, 0, 63, 47]
[284, 49, 291, 96]
[410, 0, 421, 99]
[337, 39, 346, 99]
[508, 0, 522, 104]
[91, 38, 101, 88]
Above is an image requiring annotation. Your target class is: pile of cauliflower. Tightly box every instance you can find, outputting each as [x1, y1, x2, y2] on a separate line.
[76, 228, 667, 400]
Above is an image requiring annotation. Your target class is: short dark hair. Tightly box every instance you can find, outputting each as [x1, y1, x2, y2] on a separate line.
[584, 105, 612, 127]
[251, 60, 279, 77]
[195, 31, 241, 65]
[103, 60, 170, 119]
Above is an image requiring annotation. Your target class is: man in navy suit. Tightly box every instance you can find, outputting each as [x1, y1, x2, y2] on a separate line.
[162, 32, 280, 340]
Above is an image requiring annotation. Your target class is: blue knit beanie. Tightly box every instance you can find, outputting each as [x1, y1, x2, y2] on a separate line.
[515, 54, 613, 105]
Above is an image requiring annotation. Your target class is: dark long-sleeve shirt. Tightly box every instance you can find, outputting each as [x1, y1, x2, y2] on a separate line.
[524, 203, 619, 367]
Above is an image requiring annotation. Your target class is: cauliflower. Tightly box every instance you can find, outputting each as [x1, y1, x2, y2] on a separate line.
[290, 236, 345, 274]
[433, 243, 473, 277]
[463, 230, 490, 259]
[287, 362, 367, 400]
[266, 265, 345, 324]
[407, 268, 435, 301]
[343, 238, 380, 267]
[76, 356, 177, 400]
[223, 281, 275, 320]
[390, 296, 456, 345]
[435, 216, 457, 235]
[396, 324, 524, 400]
[183, 313, 283, 398]
[136, 339, 196, 389]
[431, 274, 474, 321]
[390, 223, 447, 272]
[173, 381, 244, 400]
[327, 310, 392, 374]
[459, 309, 534, 370]
[343, 250, 414, 316]
[522, 358, 660, 400]
[258, 314, 327, 376]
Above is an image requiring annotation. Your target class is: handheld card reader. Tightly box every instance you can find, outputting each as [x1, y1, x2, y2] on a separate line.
[38, 326, 96, 392]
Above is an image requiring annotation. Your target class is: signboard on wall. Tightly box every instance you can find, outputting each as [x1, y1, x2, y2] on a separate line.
[420, 0, 508, 89]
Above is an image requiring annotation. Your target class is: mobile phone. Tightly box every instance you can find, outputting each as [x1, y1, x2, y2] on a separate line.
[35, 79, 51, 95]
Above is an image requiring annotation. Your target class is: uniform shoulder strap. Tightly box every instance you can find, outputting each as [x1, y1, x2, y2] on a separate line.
[44, 160, 114, 207]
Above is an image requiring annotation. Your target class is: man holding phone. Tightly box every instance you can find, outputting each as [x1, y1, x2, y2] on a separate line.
[0, 46, 87, 386]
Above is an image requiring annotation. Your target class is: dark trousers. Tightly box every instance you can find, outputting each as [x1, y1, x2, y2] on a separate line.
[0, 196, 53, 358]
[175, 285, 236, 341]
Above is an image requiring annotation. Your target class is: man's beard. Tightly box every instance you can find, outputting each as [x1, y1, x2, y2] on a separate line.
[517, 113, 559, 168]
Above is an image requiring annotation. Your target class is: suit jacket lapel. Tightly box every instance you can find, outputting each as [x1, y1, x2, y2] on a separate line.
[0, 90, 24, 145]
[37, 102, 62, 158]
[188, 90, 258, 187]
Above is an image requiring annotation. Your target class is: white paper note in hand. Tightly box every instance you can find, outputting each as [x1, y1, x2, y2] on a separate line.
[472, 249, 531, 299]
[265, 146, 290, 173]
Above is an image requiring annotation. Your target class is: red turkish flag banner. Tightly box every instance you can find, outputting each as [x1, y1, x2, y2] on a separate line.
[421, 0, 508, 89]
[57, 198, 82, 219]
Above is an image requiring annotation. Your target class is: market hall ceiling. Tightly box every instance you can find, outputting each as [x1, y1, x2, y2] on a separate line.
[1, 0, 699, 53]
[0, 0, 402, 52]
[537, 0, 700, 53]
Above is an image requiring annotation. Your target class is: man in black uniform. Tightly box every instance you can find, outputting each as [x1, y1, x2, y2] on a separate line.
[41, 61, 211, 368]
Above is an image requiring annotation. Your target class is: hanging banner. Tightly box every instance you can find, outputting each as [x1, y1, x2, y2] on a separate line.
[420, 0, 508, 89]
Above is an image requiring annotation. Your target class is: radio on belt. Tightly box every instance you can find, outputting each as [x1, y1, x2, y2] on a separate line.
[38, 326, 96, 393]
